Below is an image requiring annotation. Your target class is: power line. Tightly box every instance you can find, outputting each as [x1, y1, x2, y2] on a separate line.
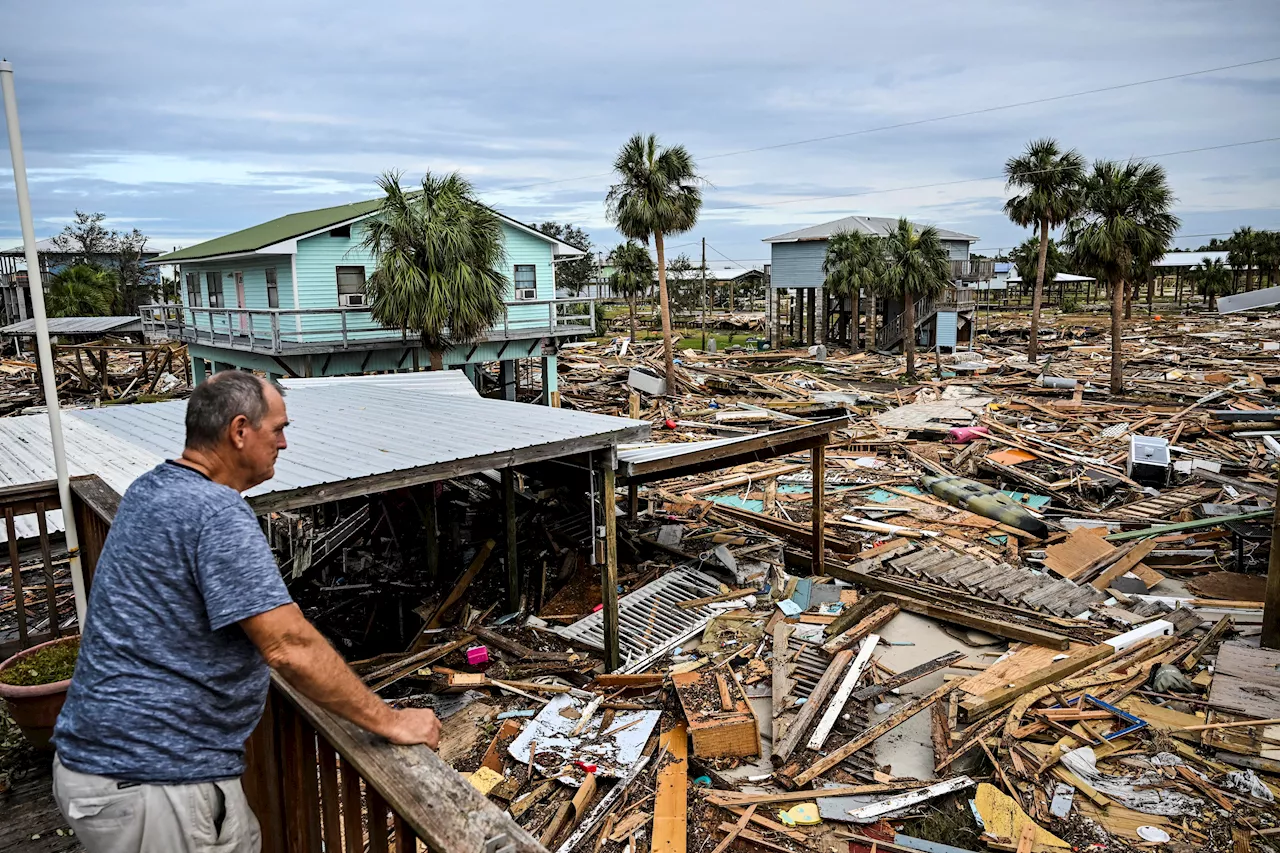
[699, 137, 1280, 213]
[497, 56, 1280, 193]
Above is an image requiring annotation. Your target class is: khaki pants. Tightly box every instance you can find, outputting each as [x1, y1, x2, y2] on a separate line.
[52, 755, 261, 853]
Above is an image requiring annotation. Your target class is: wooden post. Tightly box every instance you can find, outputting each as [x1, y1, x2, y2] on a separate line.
[1263, 477, 1280, 649]
[811, 442, 826, 574]
[599, 460, 620, 671]
[502, 468, 518, 613]
[423, 485, 439, 582]
[628, 483, 639, 521]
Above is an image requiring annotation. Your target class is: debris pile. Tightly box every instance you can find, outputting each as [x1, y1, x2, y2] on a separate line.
[0, 339, 189, 414]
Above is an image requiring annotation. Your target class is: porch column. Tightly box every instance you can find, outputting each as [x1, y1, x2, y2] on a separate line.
[598, 458, 620, 671]
[502, 468, 518, 613]
[211, 360, 233, 373]
[811, 442, 826, 573]
[541, 354, 559, 407]
[499, 360, 517, 401]
[191, 357, 208, 385]
[422, 484, 439, 582]
[461, 362, 479, 390]
[1266, 477, 1280, 648]
[806, 286, 817, 345]
[814, 285, 827, 346]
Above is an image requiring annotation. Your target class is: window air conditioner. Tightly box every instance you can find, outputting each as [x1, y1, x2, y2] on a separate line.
[339, 292, 366, 307]
[516, 287, 537, 301]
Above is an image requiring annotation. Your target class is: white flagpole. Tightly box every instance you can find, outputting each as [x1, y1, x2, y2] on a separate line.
[1, 59, 88, 627]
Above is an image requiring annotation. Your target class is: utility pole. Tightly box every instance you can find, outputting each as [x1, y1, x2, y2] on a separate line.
[700, 238, 708, 351]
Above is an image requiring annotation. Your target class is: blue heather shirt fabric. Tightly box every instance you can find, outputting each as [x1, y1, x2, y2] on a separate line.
[54, 461, 293, 784]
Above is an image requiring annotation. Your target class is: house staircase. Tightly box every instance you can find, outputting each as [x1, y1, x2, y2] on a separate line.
[878, 295, 936, 349]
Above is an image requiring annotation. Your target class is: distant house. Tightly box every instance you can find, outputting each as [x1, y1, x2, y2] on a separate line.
[0, 238, 163, 325]
[763, 215, 991, 351]
[144, 197, 591, 404]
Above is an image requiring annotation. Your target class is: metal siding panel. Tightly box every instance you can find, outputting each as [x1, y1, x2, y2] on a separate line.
[770, 241, 828, 289]
[936, 311, 958, 349]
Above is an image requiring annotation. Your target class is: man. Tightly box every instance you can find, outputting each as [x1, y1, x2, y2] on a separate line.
[52, 371, 440, 853]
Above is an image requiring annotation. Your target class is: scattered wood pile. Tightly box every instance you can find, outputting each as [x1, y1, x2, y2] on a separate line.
[0, 339, 190, 414]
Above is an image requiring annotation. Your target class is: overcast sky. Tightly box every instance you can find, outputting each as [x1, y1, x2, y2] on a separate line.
[3, 0, 1279, 268]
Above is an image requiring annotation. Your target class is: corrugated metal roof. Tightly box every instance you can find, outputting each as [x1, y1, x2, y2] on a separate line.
[277, 371, 480, 397]
[0, 375, 650, 538]
[616, 435, 746, 466]
[1, 316, 143, 335]
[1007, 272, 1096, 283]
[764, 215, 978, 244]
[1153, 250, 1232, 268]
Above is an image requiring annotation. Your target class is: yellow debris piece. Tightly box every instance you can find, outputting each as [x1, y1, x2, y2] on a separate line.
[780, 803, 821, 826]
[973, 782, 1067, 849]
[467, 765, 504, 796]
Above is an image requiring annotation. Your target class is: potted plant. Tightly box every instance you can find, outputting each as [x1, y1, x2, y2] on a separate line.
[0, 635, 79, 750]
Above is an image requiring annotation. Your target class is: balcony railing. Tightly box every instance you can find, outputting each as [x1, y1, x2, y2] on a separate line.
[141, 299, 596, 355]
[949, 259, 995, 282]
[3, 477, 543, 853]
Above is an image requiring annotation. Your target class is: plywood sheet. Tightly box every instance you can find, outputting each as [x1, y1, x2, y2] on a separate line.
[957, 643, 1092, 697]
[1209, 642, 1280, 719]
[652, 725, 688, 853]
[1043, 528, 1163, 589]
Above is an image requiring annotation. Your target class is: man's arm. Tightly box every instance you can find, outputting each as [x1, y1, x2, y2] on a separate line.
[240, 603, 440, 749]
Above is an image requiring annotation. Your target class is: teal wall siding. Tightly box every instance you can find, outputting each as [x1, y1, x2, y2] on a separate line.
[770, 241, 828, 289]
[936, 310, 958, 349]
[178, 256, 293, 338]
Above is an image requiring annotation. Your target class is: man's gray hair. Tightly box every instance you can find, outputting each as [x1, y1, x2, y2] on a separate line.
[185, 372, 284, 450]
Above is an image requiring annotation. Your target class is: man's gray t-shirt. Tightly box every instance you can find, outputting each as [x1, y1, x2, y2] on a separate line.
[54, 461, 293, 784]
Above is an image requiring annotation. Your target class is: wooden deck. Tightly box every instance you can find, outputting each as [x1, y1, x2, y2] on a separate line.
[1, 754, 81, 853]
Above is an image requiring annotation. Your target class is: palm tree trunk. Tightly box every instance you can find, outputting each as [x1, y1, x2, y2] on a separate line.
[429, 349, 444, 371]
[865, 290, 877, 352]
[653, 231, 675, 390]
[1110, 275, 1125, 396]
[903, 292, 917, 380]
[628, 292, 637, 343]
[1029, 217, 1049, 362]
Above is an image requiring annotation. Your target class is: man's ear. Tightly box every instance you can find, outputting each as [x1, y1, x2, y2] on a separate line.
[228, 414, 250, 449]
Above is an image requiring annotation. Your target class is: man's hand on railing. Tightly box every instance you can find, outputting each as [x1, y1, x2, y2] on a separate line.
[384, 707, 441, 749]
[242, 603, 442, 751]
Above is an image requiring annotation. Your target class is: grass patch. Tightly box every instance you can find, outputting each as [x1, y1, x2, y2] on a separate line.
[0, 637, 79, 686]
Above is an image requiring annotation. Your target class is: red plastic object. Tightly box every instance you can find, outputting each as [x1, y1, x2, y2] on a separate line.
[464, 645, 489, 666]
[664, 418, 678, 430]
[574, 761, 598, 773]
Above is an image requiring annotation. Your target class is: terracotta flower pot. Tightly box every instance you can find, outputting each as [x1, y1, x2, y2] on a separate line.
[0, 635, 78, 751]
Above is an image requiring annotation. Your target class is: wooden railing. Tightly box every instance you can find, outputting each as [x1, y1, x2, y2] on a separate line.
[6, 475, 541, 853]
[949, 259, 995, 281]
[0, 477, 116, 657]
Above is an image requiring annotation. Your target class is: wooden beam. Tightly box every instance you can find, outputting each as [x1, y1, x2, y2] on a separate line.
[807, 635, 879, 751]
[1265, 477, 1280, 649]
[821, 604, 898, 655]
[786, 681, 953, 788]
[599, 460, 620, 672]
[811, 442, 826, 573]
[502, 468, 519, 613]
[852, 650, 965, 704]
[772, 647, 855, 764]
[423, 540, 494, 632]
[653, 726, 688, 853]
[958, 643, 1114, 719]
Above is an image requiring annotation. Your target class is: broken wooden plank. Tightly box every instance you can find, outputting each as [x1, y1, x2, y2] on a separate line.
[844, 776, 975, 822]
[958, 644, 1114, 719]
[821, 604, 898, 654]
[772, 647, 855, 764]
[652, 726, 688, 853]
[853, 651, 964, 704]
[708, 804, 756, 853]
[787, 681, 953, 788]
[807, 635, 880, 751]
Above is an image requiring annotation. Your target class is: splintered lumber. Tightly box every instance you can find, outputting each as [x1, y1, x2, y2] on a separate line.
[1180, 614, 1232, 671]
[425, 539, 496, 630]
[935, 715, 1004, 772]
[844, 776, 975, 822]
[808, 635, 880, 751]
[556, 756, 651, 853]
[771, 621, 795, 758]
[787, 682, 953, 788]
[715, 825, 796, 853]
[709, 805, 757, 853]
[652, 726, 688, 853]
[772, 647, 856, 764]
[821, 604, 898, 654]
[853, 651, 965, 704]
[471, 626, 576, 662]
[829, 566, 1070, 649]
[1090, 539, 1159, 590]
[958, 644, 1115, 719]
[705, 781, 937, 807]
[824, 590, 892, 638]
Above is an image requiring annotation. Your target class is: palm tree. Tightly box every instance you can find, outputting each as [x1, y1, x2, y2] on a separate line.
[1191, 257, 1231, 305]
[606, 134, 702, 388]
[1258, 230, 1280, 289]
[1064, 160, 1179, 395]
[882, 218, 951, 381]
[1003, 138, 1085, 362]
[1009, 237, 1065, 308]
[361, 171, 507, 370]
[1227, 226, 1259, 293]
[823, 230, 885, 349]
[46, 264, 117, 317]
[608, 241, 654, 343]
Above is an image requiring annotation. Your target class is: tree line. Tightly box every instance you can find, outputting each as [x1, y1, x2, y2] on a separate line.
[39, 211, 167, 318]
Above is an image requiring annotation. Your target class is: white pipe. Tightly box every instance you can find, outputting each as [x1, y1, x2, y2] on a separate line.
[1, 60, 88, 627]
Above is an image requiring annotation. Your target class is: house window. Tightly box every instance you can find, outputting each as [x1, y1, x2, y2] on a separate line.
[329, 224, 351, 238]
[185, 272, 202, 307]
[513, 265, 537, 300]
[206, 271, 224, 308]
[266, 267, 280, 309]
[336, 266, 366, 306]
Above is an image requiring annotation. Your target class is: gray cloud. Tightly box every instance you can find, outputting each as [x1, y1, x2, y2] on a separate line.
[2, 0, 1279, 262]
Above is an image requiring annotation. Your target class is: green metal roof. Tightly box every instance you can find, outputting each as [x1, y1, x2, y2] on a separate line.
[156, 198, 384, 263]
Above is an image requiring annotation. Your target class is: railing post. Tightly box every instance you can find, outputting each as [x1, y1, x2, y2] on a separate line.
[341, 310, 348, 349]
[548, 300, 555, 334]
[272, 312, 281, 353]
